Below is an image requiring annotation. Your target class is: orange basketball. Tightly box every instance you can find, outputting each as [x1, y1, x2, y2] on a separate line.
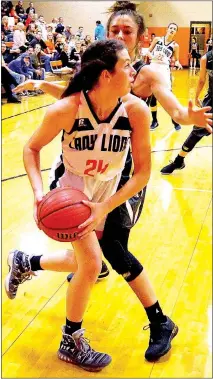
[37, 187, 91, 242]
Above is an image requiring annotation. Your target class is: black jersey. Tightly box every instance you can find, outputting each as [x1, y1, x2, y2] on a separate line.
[206, 50, 213, 95]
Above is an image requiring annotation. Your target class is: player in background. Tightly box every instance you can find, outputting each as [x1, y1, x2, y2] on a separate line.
[161, 47, 213, 174]
[148, 23, 183, 131]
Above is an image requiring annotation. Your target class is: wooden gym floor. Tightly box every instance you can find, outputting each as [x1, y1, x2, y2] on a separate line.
[2, 69, 212, 378]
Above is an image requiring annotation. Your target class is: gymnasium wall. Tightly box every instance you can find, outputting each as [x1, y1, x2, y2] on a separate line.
[23, 1, 212, 66]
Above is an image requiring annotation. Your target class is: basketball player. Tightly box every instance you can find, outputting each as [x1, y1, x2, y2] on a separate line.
[12, 1, 212, 363]
[190, 37, 199, 69]
[5, 39, 152, 371]
[161, 47, 213, 174]
[148, 23, 183, 131]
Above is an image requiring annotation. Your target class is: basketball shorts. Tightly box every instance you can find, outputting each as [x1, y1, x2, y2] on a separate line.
[49, 155, 122, 237]
[150, 62, 172, 90]
[193, 93, 212, 137]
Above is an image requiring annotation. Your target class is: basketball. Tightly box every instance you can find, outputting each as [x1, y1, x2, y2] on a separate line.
[37, 187, 91, 242]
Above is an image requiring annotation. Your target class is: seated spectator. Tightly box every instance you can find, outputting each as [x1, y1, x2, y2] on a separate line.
[26, 2, 35, 15]
[37, 15, 47, 40]
[59, 43, 73, 68]
[2, 43, 11, 63]
[30, 31, 52, 72]
[64, 26, 72, 41]
[30, 31, 47, 50]
[30, 44, 45, 80]
[8, 54, 33, 80]
[13, 22, 28, 50]
[2, 31, 7, 43]
[8, 5, 20, 23]
[26, 23, 37, 43]
[75, 26, 85, 40]
[68, 34, 75, 50]
[46, 25, 53, 34]
[45, 32, 56, 55]
[55, 34, 65, 55]
[25, 10, 37, 28]
[5, 25, 14, 42]
[1, 1, 9, 18]
[2, 53, 25, 87]
[49, 18, 58, 34]
[55, 17, 64, 34]
[2, 16, 9, 35]
[84, 34, 92, 46]
[15, 1, 27, 22]
[70, 40, 82, 63]
[1, 66, 21, 103]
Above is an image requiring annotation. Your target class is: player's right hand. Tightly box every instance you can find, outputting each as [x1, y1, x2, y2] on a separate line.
[13, 79, 43, 93]
[34, 193, 44, 226]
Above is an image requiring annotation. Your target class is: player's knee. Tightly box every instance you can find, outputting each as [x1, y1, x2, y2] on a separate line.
[81, 256, 102, 282]
[182, 132, 204, 152]
[101, 239, 143, 282]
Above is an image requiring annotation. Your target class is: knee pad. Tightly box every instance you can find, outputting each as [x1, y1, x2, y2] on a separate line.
[101, 239, 143, 282]
[182, 131, 204, 153]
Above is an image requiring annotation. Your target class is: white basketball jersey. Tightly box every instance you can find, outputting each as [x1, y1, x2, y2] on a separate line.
[151, 37, 175, 66]
[62, 91, 132, 181]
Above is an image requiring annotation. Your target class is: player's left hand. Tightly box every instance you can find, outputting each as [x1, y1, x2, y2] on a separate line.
[77, 201, 109, 239]
[188, 100, 212, 133]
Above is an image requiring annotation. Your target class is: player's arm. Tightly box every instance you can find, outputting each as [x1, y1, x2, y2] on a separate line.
[149, 69, 212, 131]
[104, 99, 151, 213]
[195, 54, 207, 107]
[23, 97, 78, 199]
[148, 37, 159, 53]
[173, 43, 182, 69]
[13, 79, 66, 99]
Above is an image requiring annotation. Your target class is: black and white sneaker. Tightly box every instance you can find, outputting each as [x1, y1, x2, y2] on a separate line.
[144, 316, 178, 361]
[150, 120, 159, 130]
[67, 261, 110, 283]
[5, 250, 35, 300]
[58, 327, 112, 372]
[161, 160, 185, 175]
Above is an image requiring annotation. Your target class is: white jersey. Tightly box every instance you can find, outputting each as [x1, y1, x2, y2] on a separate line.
[62, 91, 132, 181]
[151, 37, 175, 66]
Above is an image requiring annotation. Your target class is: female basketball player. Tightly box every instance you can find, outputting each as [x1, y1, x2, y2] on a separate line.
[190, 37, 199, 69]
[161, 47, 213, 174]
[5, 39, 152, 371]
[148, 22, 182, 130]
[11, 1, 212, 364]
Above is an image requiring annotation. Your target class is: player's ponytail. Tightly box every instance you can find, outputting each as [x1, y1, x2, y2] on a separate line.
[61, 39, 125, 98]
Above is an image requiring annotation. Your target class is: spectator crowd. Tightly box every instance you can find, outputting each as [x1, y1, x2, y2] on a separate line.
[1, 0, 106, 103]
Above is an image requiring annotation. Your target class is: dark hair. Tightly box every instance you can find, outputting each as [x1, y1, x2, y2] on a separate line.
[168, 22, 178, 31]
[96, 20, 101, 25]
[107, 1, 145, 37]
[61, 39, 125, 98]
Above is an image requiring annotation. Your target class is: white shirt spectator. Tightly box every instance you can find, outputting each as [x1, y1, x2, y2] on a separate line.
[13, 25, 26, 49]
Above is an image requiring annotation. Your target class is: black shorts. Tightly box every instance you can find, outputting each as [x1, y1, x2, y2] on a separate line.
[193, 93, 212, 137]
[191, 50, 197, 59]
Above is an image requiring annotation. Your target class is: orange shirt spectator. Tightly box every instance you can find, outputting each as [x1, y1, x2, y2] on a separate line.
[45, 33, 56, 54]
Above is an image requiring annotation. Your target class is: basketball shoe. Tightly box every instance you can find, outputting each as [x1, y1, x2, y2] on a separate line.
[58, 327, 112, 371]
[161, 159, 185, 175]
[5, 250, 35, 300]
[150, 120, 159, 130]
[67, 261, 110, 283]
[144, 316, 178, 361]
